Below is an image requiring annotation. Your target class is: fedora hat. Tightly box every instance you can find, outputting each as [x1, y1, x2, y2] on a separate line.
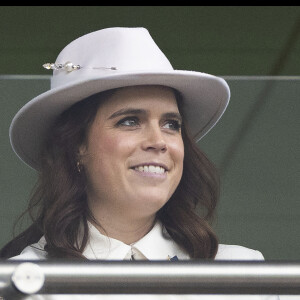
[9, 27, 230, 170]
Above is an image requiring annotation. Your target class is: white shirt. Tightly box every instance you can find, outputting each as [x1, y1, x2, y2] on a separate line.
[10, 222, 284, 300]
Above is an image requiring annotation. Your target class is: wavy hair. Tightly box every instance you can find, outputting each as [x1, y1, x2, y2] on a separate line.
[0, 87, 219, 259]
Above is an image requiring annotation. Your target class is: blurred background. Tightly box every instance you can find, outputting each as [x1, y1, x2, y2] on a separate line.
[0, 6, 299, 260]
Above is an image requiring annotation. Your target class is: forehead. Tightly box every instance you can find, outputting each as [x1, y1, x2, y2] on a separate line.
[97, 85, 179, 116]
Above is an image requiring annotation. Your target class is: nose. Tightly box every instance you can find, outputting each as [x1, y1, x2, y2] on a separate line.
[142, 124, 167, 153]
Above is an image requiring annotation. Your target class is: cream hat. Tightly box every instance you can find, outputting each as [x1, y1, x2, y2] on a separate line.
[9, 27, 230, 170]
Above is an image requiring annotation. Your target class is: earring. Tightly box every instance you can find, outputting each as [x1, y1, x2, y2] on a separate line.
[76, 161, 82, 173]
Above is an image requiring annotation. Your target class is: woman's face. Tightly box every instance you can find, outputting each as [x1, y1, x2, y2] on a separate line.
[80, 86, 184, 220]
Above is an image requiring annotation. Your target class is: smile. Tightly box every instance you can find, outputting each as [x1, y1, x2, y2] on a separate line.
[134, 165, 166, 174]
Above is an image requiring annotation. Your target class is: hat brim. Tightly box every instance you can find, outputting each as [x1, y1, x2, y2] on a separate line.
[9, 70, 230, 170]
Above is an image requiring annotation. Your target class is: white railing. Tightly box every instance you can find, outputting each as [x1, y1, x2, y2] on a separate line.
[0, 261, 299, 299]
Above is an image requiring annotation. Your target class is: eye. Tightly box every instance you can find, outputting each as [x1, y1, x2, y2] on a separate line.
[116, 116, 140, 127]
[162, 119, 182, 132]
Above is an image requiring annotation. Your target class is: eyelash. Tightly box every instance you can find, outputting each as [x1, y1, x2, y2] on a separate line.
[163, 120, 182, 131]
[116, 117, 182, 132]
[116, 117, 139, 127]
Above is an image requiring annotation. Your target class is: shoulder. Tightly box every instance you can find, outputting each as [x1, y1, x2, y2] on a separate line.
[215, 244, 265, 260]
[9, 236, 47, 260]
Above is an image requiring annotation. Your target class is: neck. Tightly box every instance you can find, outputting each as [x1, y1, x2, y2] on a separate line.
[88, 207, 156, 245]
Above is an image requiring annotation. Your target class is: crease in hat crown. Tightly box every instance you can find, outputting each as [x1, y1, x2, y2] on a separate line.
[9, 26, 230, 170]
[50, 27, 174, 90]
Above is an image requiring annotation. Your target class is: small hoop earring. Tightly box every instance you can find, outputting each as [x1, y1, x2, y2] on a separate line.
[76, 161, 82, 173]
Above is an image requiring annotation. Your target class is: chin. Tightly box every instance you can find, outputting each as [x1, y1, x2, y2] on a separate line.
[136, 194, 169, 212]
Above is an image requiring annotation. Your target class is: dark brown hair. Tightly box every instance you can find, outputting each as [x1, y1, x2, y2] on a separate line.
[0, 87, 219, 259]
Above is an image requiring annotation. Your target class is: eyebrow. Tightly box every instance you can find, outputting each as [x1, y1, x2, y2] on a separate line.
[108, 108, 146, 120]
[108, 108, 182, 122]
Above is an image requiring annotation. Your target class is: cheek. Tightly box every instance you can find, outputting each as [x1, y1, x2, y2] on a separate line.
[104, 133, 137, 157]
[170, 139, 184, 168]
[167, 138, 184, 191]
[98, 134, 119, 152]
[87, 133, 136, 169]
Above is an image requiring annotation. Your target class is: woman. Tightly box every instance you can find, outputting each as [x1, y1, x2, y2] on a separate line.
[1, 27, 280, 299]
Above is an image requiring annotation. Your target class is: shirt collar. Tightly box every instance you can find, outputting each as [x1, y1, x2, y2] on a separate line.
[83, 221, 189, 261]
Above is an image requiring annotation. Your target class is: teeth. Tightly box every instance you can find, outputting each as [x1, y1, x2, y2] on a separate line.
[134, 165, 166, 174]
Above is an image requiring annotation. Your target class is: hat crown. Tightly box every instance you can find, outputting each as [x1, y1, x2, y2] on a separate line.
[51, 27, 173, 89]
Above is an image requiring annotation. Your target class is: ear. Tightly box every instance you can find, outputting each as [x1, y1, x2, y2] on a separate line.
[77, 144, 88, 165]
[78, 144, 87, 156]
